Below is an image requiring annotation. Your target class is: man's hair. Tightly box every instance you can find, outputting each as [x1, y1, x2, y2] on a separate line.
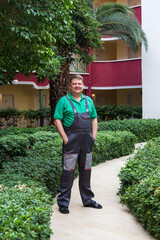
[69, 74, 83, 84]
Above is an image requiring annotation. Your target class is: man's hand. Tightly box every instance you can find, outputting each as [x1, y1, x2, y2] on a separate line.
[54, 119, 68, 144]
[63, 136, 69, 145]
[92, 118, 98, 141]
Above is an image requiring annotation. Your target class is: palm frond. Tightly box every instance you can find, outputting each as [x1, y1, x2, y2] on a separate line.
[95, 3, 148, 52]
[95, 3, 134, 19]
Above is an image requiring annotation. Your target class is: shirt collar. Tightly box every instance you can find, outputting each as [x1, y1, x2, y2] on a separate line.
[68, 92, 85, 101]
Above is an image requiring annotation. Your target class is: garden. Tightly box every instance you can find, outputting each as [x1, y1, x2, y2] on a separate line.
[0, 117, 160, 239]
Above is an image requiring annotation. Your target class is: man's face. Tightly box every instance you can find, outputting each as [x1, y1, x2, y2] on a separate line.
[70, 78, 83, 94]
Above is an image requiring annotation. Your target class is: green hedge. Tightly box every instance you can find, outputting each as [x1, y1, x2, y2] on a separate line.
[93, 131, 136, 165]
[98, 119, 160, 142]
[0, 105, 142, 128]
[96, 105, 142, 121]
[0, 130, 136, 239]
[0, 181, 53, 240]
[118, 137, 160, 239]
[1, 119, 160, 144]
[0, 125, 57, 137]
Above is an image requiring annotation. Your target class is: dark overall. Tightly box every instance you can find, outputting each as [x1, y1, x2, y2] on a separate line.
[57, 96, 95, 207]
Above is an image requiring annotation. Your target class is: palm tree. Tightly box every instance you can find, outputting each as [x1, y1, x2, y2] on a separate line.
[94, 2, 148, 52]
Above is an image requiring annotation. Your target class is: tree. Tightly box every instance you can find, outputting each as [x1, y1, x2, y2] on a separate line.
[49, 0, 102, 121]
[0, 0, 102, 123]
[0, 0, 74, 84]
[94, 3, 148, 52]
[0, 1, 147, 125]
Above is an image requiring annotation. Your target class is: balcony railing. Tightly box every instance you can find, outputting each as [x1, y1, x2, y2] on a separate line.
[70, 58, 86, 73]
[91, 58, 142, 88]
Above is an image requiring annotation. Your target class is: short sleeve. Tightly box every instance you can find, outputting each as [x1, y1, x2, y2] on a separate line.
[87, 97, 97, 119]
[53, 99, 64, 120]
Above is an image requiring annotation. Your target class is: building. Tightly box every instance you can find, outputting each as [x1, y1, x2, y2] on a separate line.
[142, 0, 160, 119]
[0, 0, 142, 111]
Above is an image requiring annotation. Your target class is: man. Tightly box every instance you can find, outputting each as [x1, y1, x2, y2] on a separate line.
[54, 74, 102, 214]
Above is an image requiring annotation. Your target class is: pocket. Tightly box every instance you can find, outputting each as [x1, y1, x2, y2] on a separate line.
[90, 133, 95, 144]
[65, 135, 72, 146]
[85, 153, 92, 170]
[63, 153, 78, 171]
[82, 116, 90, 120]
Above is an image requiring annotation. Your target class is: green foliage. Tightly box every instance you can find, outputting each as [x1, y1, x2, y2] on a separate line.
[0, 125, 57, 137]
[96, 105, 142, 121]
[118, 137, 160, 239]
[0, 0, 102, 85]
[23, 107, 51, 121]
[0, 0, 74, 84]
[95, 3, 148, 52]
[0, 105, 142, 128]
[0, 180, 53, 240]
[93, 131, 136, 165]
[0, 124, 154, 239]
[0, 135, 29, 164]
[98, 119, 160, 142]
[0, 108, 22, 127]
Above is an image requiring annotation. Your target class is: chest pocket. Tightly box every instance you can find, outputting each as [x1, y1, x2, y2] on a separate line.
[77, 112, 91, 129]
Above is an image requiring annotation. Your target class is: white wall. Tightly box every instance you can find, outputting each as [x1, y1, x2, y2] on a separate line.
[142, 0, 160, 118]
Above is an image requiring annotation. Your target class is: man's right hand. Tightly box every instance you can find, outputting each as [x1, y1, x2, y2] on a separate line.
[54, 119, 69, 146]
[63, 137, 69, 145]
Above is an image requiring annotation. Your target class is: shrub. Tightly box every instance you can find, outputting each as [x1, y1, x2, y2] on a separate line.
[120, 169, 160, 239]
[98, 119, 160, 142]
[118, 137, 160, 239]
[96, 105, 142, 121]
[0, 136, 63, 197]
[0, 135, 30, 165]
[0, 129, 137, 239]
[0, 125, 57, 137]
[93, 131, 136, 165]
[118, 137, 160, 195]
[0, 180, 53, 240]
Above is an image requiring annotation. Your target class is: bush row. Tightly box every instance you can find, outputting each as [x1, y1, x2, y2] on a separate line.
[0, 125, 57, 137]
[0, 130, 136, 239]
[98, 119, 160, 142]
[118, 138, 160, 239]
[0, 105, 142, 128]
[96, 104, 142, 121]
[1, 119, 160, 144]
[0, 107, 51, 128]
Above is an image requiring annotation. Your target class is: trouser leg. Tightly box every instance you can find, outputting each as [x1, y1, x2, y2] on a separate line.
[57, 151, 78, 207]
[57, 169, 75, 207]
[78, 152, 94, 206]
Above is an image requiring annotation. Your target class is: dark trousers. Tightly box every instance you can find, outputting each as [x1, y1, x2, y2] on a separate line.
[57, 131, 95, 207]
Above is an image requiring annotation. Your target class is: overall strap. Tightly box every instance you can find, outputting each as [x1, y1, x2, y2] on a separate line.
[84, 96, 89, 113]
[66, 96, 77, 113]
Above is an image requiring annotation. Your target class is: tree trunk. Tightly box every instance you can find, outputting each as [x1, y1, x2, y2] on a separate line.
[49, 61, 70, 125]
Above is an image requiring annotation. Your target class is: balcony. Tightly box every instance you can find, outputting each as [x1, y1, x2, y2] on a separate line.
[90, 58, 142, 89]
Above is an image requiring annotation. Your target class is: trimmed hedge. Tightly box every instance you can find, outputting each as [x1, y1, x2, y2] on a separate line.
[98, 119, 160, 142]
[93, 131, 136, 165]
[1, 119, 160, 144]
[118, 137, 160, 239]
[0, 105, 141, 128]
[0, 125, 57, 137]
[96, 104, 142, 121]
[0, 130, 136, 239]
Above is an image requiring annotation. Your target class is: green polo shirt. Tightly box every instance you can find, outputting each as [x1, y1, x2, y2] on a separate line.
[53, 92, 97, 127]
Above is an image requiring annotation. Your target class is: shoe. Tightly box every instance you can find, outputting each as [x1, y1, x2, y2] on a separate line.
[59, 205, 69, 214]
[84, 201, 102, 209]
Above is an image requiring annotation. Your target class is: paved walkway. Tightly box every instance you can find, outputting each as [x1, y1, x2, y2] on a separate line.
[50, 143, 156, 240]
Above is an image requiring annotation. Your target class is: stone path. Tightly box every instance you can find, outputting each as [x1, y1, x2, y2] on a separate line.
[50, 143, 156, 240]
